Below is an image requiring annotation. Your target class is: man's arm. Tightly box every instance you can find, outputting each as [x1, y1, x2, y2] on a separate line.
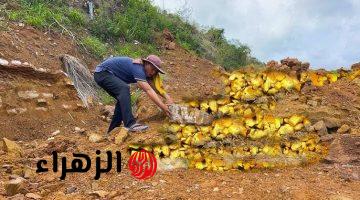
[137, 81, 171, 116]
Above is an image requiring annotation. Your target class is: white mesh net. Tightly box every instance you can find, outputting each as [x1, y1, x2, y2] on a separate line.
[60, 54, 100, 108]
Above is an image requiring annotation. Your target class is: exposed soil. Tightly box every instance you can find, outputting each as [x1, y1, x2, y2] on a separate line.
[0, 21, 359, 199]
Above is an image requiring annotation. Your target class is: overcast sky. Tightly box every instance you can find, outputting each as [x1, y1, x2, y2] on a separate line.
[152, 0, 360, 69]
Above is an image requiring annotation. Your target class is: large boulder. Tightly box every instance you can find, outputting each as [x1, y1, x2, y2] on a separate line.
[169, 104, 214, 125]
[324, 134, 360, 165]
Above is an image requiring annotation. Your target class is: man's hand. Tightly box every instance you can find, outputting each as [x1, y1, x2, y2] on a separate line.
[137, 81, 172, 117]
[164, 93, 174, 105]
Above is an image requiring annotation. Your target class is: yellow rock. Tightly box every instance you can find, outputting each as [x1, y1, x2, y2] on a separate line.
[267, 88, 278, 95]
[326, 73, 339, 83]
[161, 146, 170, 156]
[243, 108, 254, 118]
[249, 130, 267, 140]
[278, 124, 294, 136]
[191, 132, 210, 146]
[188, 100, 199, 107]
[294, 123, 304, 131]
[168, 124, 182, 133]
[170, 149, 181, 158]
[291, 142, 302, 151]
[209, 100, 218, 113]
[200, 126, 211, 133]
[242, 86, 262, 101]
[182, 125, 196, 136]
[250, 76, 264, 87]
[200, 101, 209, 111]
[250, 146, 258, 155]
[288, 114, 304, 126]
[228, 124, 247, 137]
[245, 118, 256, 127]
[195, 162, 206, 170]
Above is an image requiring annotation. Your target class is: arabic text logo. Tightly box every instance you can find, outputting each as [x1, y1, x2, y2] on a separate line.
[128, 150, 157, 180]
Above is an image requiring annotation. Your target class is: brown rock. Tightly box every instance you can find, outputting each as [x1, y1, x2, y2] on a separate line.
[5, 177, 25, 196]
[163, 28, 175, 41]
[25, 193, 42, 199]
[266, 60, 279, 68]
[88, 133, 103, 143]
[323, 117, 341, 129]
[2, 138, 23, 157]
[89, 190, 109, 198]
[324, 134, 360, 165]
[113, 127, 129, 144]
[313, 121, 328, 135]
[101, 105, 115, 118]
[36, 99, 47, 107]
[166, 42, 176, 50]
[337, 124, 350, 134]
[307, 100, 318, 107]
[17, 90, 39, 100]
[280, 57, 301, 68]
[351, 62, 360, 71]
[169, 104, 214, 125]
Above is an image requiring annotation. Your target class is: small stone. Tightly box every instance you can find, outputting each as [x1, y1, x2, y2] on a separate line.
[62, 104, 72, 110]
[18, 90, 39, 99]
[76, 103, 87, 110]
[88, 133, 103, 143]
[17, 108, 27, 114]
[25, 193, 42, 199]
[36, 99, 47, 107]
[337, 124, 350, 134]
[65, 186, 77, 194]
[89, 190, 109, 198]
[112, 127, 129, 144]
[41, 93, 54, 99]
[166, 42, 176, 50]
[51, 130, 60, 136]
[2, 164, 13, 173]
[2, 138, 23, 157]
[74, 127, 85, 134]
[307, 100, 318, 107]
[35, 107, 48, 112]
[10, 60, 22, 66]
[64, 78, 74, 86]
[0, 58, 9, 66]
[5, 177, 24, 196]
[313, 120, 328, 135]
[7, 108, 18, 115]
[213, 187, 219, 192]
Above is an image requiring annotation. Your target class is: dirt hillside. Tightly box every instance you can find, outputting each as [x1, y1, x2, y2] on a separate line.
[0, 22, 359, 200]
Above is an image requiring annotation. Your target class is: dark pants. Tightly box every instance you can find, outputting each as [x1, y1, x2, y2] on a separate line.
[94, 71, 136, 133]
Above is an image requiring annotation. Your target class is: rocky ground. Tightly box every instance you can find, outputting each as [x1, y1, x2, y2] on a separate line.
[0, 22, 359, 199]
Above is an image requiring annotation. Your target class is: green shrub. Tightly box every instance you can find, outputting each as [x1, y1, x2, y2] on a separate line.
[66, 8, 86, 26]
[82, 36, 108, 58]
[114, 43, 157, 58]
[6, 0, 261, 70]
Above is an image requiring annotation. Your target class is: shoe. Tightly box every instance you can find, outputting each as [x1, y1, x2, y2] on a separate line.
[127, 123, 149, 132]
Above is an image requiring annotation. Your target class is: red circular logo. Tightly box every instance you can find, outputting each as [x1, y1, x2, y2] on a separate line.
[128, 149, 157, 180]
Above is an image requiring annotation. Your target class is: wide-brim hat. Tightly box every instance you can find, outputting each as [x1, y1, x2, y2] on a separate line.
[142, 55, 165, 74]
